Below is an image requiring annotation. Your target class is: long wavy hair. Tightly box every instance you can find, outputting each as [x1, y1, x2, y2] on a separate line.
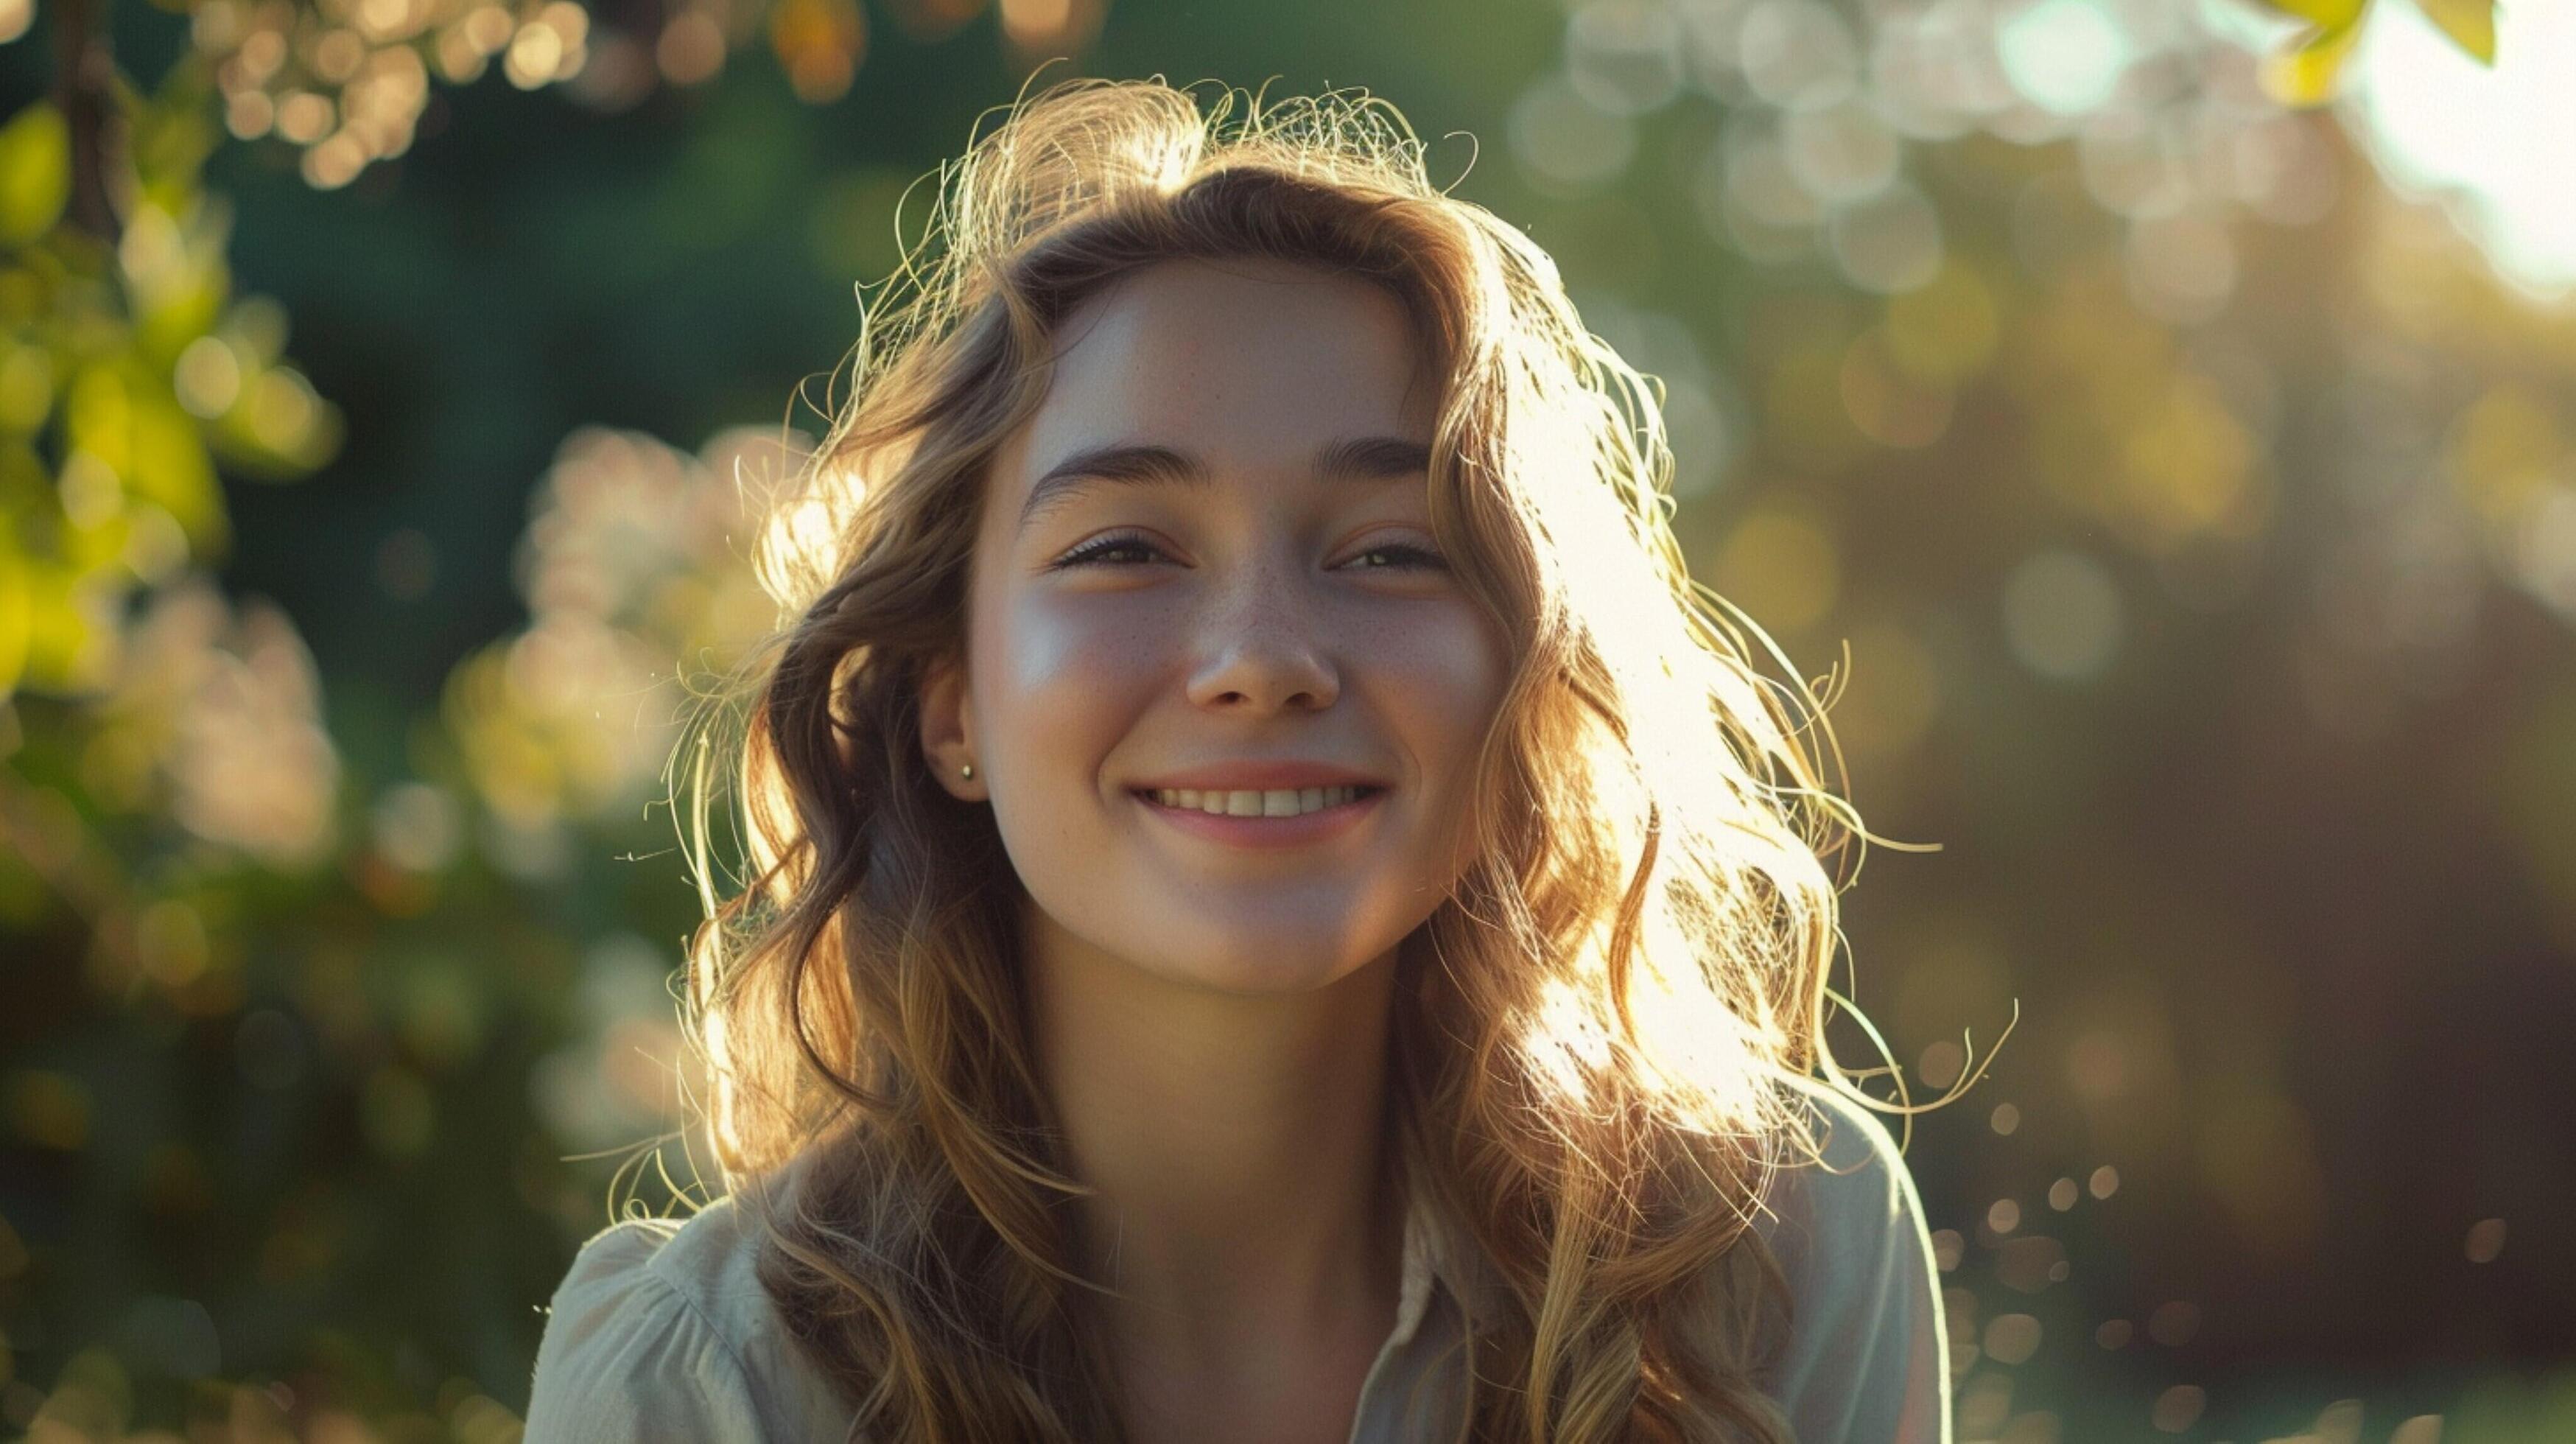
[667, 75, 1946, 1444]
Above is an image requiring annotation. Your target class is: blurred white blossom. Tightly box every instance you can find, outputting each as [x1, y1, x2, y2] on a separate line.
[444, 424, 807, 830]
[91, 577, 340, 868]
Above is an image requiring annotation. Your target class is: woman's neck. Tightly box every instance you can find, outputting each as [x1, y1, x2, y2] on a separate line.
[1025, 903, 1406, 1380]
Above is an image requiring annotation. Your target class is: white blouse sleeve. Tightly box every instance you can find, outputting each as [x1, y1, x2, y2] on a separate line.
[1760, 1085, 1953, 1443]
[523, 1222, 771, 1444]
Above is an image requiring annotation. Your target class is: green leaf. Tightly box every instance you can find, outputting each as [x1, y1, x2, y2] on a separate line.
[2260, 13, 2370, 107]
[0, 102, 72, 246]
[2415, 0, 2498, 63]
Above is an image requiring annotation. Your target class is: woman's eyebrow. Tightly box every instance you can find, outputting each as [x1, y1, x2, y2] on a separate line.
[1016, 435, 1433, 536]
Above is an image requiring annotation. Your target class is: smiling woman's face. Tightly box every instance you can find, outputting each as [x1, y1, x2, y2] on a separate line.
[917, 256, 1511, 997]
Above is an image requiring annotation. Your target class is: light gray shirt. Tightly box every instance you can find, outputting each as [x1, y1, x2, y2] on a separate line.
[522, 1080, 1951, 1442]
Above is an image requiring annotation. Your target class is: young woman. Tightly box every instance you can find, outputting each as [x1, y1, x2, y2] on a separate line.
[523, 78, 1952, 1443]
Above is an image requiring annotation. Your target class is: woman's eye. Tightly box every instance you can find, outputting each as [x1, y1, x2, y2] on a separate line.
[1053, 533, 1166, 569]
[1342, 542, 1448, 572]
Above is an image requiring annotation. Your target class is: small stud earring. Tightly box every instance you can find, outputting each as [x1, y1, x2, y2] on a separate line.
[960, 763, 975, 780]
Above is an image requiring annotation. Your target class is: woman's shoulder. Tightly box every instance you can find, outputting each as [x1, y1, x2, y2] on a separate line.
[1745, 1075, 1954, 1443]
[522, 1196, 856, 1443]
[1754, 1076, 1936, 1264]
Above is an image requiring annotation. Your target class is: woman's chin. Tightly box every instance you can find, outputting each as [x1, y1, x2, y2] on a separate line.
[1131, 944, 1387, 999]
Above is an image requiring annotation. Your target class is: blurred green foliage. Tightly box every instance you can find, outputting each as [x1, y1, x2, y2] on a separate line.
[0, 66, 337, 704]
[4, 1, 2575, 1441]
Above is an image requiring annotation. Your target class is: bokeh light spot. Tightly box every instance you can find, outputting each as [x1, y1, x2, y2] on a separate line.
[2150, 1384, 2206, 1432]
[2464, 1217, 2507, 1264]
[1998, 0, 2130, 116]
[2001, 548, 2123, 681]
[1984, 1312, 2043, 1366]
[2147, 1299, 2201, 1347]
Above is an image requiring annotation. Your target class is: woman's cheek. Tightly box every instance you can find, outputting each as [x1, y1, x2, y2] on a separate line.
[988, 595, 1170, 744]
[1387, 606, 1506, 731]
[1392, 606, 1510, 869]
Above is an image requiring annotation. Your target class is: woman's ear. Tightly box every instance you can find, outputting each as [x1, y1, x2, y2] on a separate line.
[916, 654, 986, 802]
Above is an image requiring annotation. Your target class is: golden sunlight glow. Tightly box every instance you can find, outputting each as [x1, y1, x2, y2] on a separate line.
[2356, 0, 2576, 296]
[1523, 972, 1617, 1109]
[701, 1004, 745, 1166]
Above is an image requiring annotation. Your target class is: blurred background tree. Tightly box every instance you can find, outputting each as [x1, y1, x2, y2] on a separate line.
[3, 0, 2572, 1440]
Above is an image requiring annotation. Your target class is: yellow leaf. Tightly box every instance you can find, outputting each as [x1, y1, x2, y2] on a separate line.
[2256, 0, 2369, 26]
[0, 102, 71, 245]
[20, 561, 116, 695]
[2414, 0, 2497, 63]
[0, 544, 27, 699]
[2260, 15, 2368, 107]
[128, 392, 225, 552]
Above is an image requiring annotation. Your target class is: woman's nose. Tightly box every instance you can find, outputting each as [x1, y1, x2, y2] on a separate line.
[1181, 567, 1340, 713]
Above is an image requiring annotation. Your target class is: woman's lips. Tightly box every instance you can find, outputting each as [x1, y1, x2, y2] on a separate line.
[1131, 786, 1386, 849]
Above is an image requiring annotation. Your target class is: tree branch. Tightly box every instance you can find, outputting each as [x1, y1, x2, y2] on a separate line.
[52, 0, 121, 242]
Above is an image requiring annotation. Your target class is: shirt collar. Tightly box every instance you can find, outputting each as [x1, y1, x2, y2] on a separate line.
[1392, 1160, 1517, 1337]
[1389, 1178, 1443, 1348]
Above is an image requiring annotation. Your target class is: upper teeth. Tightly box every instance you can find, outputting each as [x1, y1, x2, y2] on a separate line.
[1146, 786, 1365, 816]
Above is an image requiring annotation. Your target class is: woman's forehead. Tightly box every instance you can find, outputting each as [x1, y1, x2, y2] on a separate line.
[1007, 259, 1434, 479]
